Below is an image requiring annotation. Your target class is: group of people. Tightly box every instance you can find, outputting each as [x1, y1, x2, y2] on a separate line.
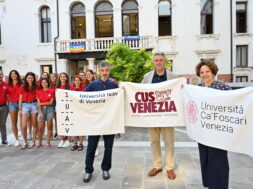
[0, 69, 98, 151]
[0, 53, 230, 189]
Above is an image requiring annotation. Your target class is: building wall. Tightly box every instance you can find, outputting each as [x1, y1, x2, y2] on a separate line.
[0, 0, 252, 82]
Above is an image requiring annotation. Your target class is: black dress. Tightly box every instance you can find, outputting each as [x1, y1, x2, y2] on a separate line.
[199, 81, 230, 189]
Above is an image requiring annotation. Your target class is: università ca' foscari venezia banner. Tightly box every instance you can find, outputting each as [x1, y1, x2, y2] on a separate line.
[56, 78, 253, 157]
[182, 85, 253, 157]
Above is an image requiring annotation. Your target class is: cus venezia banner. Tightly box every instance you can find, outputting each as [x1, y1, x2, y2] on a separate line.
[182, 85, 253, 156]
[56, 88, 125, 136]
[121, 78, 186, 127]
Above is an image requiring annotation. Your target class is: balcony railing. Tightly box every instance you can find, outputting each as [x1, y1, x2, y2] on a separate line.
[56, 36, 153, 53]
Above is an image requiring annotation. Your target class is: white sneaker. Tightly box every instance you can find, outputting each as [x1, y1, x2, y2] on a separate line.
[95, 148, 99, 157]
[62, 140, 71, 148]
[14, 140, 20, 147]
[58, 140, 64, 148]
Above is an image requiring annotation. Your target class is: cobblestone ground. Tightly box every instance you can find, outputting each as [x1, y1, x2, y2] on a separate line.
[0, 117, 252, 189]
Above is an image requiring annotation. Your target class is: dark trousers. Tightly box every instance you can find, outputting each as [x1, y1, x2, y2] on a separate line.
[0, 105, 8, 142]
[198, 143, 229, 189]
[85, 134, 115, 174]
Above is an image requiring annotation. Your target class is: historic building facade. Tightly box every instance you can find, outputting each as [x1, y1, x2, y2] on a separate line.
[0, 0, 252, 83]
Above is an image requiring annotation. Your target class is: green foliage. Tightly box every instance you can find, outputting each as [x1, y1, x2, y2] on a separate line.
[105, 43, 172, 83]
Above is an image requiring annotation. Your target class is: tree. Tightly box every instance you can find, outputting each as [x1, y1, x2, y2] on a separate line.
[106, 43, 172, 83]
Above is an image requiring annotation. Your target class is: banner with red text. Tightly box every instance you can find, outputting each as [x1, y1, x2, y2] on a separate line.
[182, 85, 253, 157]
[56, 88, 125, 136]
[121, 78, 186, 127]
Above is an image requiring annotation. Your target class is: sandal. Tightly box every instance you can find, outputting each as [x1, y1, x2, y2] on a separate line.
[44, 144, 51, 149]
[21, 143, 28, 149]
[29, 143, 35, 149]
[71, 144, 78, 151]
[34, 144, 42, 149]
[78, 144, 84, 151]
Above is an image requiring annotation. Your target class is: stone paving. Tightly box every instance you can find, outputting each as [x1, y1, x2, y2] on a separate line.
[0, 117, 252, 189]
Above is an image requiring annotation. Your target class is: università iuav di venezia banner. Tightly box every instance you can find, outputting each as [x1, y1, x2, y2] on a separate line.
[182, 85, 253, 157]
[56, 88, 125, 136]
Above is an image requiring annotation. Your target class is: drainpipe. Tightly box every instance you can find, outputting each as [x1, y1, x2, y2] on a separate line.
[54, 0, 59, 73]
[230, 0, 233, 82]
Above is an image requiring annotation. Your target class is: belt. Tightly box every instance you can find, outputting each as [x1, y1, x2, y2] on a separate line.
[23, 100, 37, 104]
[0, 104, 6, 107]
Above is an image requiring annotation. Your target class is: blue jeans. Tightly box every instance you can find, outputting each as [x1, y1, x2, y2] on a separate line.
[0, 105, 8, 141]
[37, 106, 54, 121]
[8, 102, 19, 111]
[85, 135, 115, 173]
[22, 102, 38, 114]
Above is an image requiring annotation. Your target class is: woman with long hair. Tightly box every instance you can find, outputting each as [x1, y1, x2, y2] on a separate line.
[7, 70, 23, 146]
[85, 70, 95, 86]
[49, 73, 58, 139]
[70, 75, 84, 151]
[19, 72, 38, 149]
[36, 78, 55, 148]
[56, 72, 71, 148]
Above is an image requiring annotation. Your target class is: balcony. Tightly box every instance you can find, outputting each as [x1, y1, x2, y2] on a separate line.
[56, 36, 154, 54]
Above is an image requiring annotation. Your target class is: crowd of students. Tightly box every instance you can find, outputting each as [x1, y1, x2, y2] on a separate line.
[0, 69, 100, 151]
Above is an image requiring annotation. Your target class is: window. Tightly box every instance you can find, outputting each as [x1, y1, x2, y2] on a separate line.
[71, 3, 86, 39]
[201, 0, 213, 34]
[158, 0, 171, 36]
[236, 76, 248, 82]
[41, 65, 52, 74]
[122, 0, 138, 36]
[236, 45, 248, 67]
[95, 1, 113, 38]
[236, 2, 247, 33]
[40, 7, 51, 43]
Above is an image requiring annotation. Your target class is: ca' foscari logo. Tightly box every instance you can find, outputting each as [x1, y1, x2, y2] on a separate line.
[186, 101, 198, 123]
[130, 89, 177, 113]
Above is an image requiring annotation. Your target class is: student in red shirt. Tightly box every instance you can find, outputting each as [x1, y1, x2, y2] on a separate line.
[19, 72, 38, 149]
[36, 78, 55, 148]
[56, 72, 71, 148]
[49, 73, 58, 139]
[0, 70, 8, 145]
[70, 75, 84, 151]
[37, 72, 49, 89]
[7, 70, 23, 146]
[79, 71, 86, 90]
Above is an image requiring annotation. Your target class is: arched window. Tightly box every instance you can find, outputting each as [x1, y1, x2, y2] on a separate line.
[71, 3, 86, 39]
[40, 6, 51, 43]
[201, 0, 213, 34]
[95, 1, 113, 38]
[122, 0, 138, 36]
[158, 0, 171, 36]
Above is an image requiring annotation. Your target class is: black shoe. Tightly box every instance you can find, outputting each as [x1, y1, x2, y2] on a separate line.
[102, 171, 110, 180]
[83, 173, 92, 183]
[71, 144, 78, 151]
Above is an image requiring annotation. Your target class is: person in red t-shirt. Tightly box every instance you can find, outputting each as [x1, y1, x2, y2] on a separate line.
[56, 72, 72, 148]
[7, 70, 23, 146]
[37, 72, 49, 89]
[49, 73, 58, 140]
[70, 75, 84, 151]
[79, 71, 86, 90]
[0, 70, 8, 145]
[36, 78, 55, 148]
[19, 72, 38, 149]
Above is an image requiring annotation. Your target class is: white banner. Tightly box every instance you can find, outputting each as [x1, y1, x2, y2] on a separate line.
[182, 85, 253, 157]
[56, 88, 125, 136]
[121, 78, 186, 127]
